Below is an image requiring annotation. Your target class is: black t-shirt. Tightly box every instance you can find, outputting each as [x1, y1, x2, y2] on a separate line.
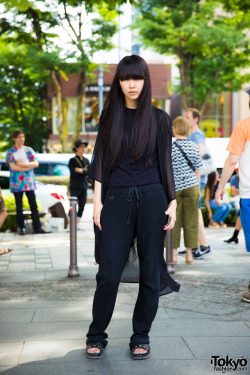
[108, 108, 161, 189]
[68, 155, 89, 191]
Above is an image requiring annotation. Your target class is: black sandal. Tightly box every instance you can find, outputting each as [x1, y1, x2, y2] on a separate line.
[130, 344, 151, 360]
[85, 342, 105, 359]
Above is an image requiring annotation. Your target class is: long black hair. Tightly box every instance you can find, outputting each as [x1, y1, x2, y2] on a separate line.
[206, 171, 217, 199]
[98, 55, 157, 169]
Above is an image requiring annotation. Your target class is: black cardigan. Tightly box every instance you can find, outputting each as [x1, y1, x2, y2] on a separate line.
[88, 106, 180, 297]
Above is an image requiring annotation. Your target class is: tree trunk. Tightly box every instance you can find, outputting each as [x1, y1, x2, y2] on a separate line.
[51, 70, 67, 151]
[62, 97, 69, 152]
[72, 77, 86, 147]
[178, 62, 188, 110]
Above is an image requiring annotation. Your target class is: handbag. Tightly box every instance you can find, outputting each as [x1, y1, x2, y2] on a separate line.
[199, 144, 216, 176]
[174, 141, 196, 172]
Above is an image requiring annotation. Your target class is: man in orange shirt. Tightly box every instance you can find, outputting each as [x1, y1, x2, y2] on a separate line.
[215, 116, 250, 303]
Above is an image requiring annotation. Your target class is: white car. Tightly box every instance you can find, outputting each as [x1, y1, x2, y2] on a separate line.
[0, 171, 69, 214]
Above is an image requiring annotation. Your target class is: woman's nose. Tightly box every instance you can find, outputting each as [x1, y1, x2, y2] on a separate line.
[129, 80, 135, 87]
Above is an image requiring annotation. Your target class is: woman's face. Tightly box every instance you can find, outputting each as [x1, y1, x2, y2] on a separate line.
[119, 78, 144, 106]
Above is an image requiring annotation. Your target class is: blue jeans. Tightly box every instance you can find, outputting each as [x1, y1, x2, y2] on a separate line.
[240, 199, 250, 252]
[209, 199, 232, 223]
[199, 182, 205, 209]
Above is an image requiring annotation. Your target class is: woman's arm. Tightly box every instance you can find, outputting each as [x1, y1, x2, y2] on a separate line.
[93, 180, 103, 230]
[205, 187, 213, 220]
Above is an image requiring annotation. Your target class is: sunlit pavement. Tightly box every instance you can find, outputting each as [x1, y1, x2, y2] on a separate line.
[0, 203, 249, 375]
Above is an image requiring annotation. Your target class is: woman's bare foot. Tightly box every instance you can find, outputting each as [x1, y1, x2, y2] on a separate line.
[0, 247, 12, 256]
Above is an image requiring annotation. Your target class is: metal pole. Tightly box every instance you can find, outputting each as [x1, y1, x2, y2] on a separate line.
[165, 229, 175, 274]
[68, 196, 79, 278]
[98, 65, 103, 117]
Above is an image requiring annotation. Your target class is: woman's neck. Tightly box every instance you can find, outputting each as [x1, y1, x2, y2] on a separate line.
[125, 97, 137, 109]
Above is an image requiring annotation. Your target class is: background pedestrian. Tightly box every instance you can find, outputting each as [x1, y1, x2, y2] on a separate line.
[185, 108, 212, 259]
[171, 116, 201, 264]
[68, 140, 89, 224]
[205, 171, 232, 228]
[6, 130, 48, 235]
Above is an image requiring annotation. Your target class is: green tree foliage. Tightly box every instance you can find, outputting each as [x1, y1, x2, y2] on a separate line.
[0, 41, 50, 151]
[0, 0, 128, 151]
[53, 0, 119, 145]
[134, 0, 250, 111]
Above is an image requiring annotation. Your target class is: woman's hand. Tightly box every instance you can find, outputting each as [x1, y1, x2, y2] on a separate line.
[208, 211, 212, 220]
[93, 200, 103, 230]
[164, 199, 176, 230]
[93, 181, 103, 230]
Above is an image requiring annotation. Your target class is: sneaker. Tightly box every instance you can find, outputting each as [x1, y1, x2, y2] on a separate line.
[192, 248, 198, 256]
[193, 245, 212, 259]
[248, 282, 250, 293]
[242, 291, 250, 303]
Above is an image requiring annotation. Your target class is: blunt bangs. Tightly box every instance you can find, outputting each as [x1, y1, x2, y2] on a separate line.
[117, 55, 148, 82]
[119, 74, 145, 81]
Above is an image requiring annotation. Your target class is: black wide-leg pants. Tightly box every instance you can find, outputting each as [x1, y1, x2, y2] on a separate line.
[86, 183, 168, 348]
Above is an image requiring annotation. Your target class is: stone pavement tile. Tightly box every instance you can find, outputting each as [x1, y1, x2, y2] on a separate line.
[0, 266, 8, 271]
[19, 340, 84, 364]
[0, 272, 45, 282]
[35, 265, 52, 269]
[0, 321, 90, 341]
[151, 318, 250, 337]
[109, 359, 217, 375]
[0, 309, 35, 323]
[32, 306, 93, 323]
[35, 259, 51, 264]
[31, 305, 168, 323]
[161, 299, 244, 316]
[45, 268, 96, 280]
[229, 308, 250, 322]
[184, 336, 250, 359]
[165, 308, 233, 320]
[8, 264, 35, 270]
[0, 342, 23, 366]
[0, 361, 110, 375]
[10, 256, 35, 261]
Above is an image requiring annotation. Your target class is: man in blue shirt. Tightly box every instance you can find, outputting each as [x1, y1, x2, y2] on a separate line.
[185, 108, 212, 259]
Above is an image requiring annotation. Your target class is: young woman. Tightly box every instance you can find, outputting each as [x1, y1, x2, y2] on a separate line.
[85, 55, 180, 360]
[171, 117, 202, 264]
[205, 171, 232, 228]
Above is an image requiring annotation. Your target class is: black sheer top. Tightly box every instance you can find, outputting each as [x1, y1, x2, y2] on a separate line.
[88, 106, 175, 204]
[108, 108, 161, 189]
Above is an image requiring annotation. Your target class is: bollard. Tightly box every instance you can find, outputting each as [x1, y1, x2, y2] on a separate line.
[165, 229, 175, 274]
[68, 196, 79, 278]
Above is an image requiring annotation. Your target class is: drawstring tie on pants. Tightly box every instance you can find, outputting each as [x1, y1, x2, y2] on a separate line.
[127, 187, 140, 224]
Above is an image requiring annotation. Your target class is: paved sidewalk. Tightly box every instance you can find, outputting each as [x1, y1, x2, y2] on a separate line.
[0, 203, 249, 375]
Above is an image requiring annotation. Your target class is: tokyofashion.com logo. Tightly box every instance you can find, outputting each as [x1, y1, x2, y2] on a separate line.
[211, 355, 248, 372]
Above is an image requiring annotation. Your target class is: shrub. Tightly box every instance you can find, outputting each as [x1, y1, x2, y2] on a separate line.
[0, 194, 41, 232]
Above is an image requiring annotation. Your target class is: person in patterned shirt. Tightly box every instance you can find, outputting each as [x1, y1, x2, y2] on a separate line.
[6, 130, 47, 235]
